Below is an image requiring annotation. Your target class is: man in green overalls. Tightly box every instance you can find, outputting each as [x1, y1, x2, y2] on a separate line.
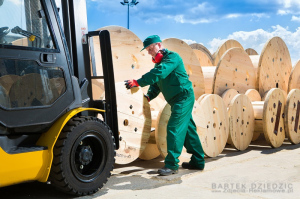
[125, 35, 205, 176]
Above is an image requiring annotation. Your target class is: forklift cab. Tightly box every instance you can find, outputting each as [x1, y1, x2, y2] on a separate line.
[0, 0, 118, 136]
[0, 0, 75, 133]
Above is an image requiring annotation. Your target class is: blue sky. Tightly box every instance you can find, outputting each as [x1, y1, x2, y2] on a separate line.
[86, 0, 300, 65]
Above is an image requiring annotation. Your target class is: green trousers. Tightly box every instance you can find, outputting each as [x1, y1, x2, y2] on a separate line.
[165, 90, 205, 170]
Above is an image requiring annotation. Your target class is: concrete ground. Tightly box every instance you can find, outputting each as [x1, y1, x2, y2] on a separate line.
[1, 138, 299, 199]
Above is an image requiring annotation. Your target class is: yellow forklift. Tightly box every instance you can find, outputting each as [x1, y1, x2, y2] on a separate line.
[0, 0, 119, 195]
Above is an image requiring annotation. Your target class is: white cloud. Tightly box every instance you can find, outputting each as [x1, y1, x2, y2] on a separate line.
[190, 2, 215, 14]
[276, 0, 300, 15]
[251, 13, 270, 18]
[172, 15, 215, 24]
[291, 15, 300, 22]
[224, 13, 269, 20]
[172, 12, 269, 25]
[225, 14, 242, 19]
[277, 10, 288, 15]
[277, 0, 300, 8]
[207, 25, 300, 65]
[182, 39, 197, 45]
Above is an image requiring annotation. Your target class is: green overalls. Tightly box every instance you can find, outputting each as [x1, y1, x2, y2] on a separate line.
[137, 49, 205, 170]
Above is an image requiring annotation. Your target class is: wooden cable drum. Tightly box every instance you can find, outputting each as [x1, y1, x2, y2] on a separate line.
[162, 38, 205, 99]
[138, 76, 166, 160]
[212, 39, 244, 66]
[221, 88, 239, 107]
[138, 130, 161, 160]
[284, 89, 300, 144]
[113, 83, 152, 164]
[92, 26, 153, 99]
[155, 103, 192, 163]
[288, 60, 300, 92]
[93, 27, 164, 160]
[245, 89, 262, 102]
[197, 94, 209, 103]
[0, 75, 20, 95]
[221, 89, 255, 150]
[195, 94, 229, 157]
[189, 43, 213, 66]
[9, 74, 59, 107]
[245, 48, 258, 56]
[249, 37, 292, 97]
[252, 88, 286, 148]
[139, 108, 161, 160]
[202, 47, 256, 95]
[201, 66, 216, 94]
[245, 89, 262, 141]
[227, 94, 254, 150]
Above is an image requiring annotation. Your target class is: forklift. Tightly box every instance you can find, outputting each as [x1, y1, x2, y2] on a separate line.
[0, 0, 119, 195]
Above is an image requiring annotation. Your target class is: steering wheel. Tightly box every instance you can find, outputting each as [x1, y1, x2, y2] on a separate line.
[0, 26, 10, 41]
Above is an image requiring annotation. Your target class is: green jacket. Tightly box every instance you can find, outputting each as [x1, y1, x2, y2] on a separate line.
[137, 49, 193, 104]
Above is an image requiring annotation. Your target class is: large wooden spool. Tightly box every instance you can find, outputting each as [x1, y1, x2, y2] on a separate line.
[249, 37, 292, 97]
[202, 47, 256, 95]
[138, 130, 160, 160]
[221, 89, 255, 150]
[162, 38, 205, 99]
[221, 88, 239, 107]
[114, 83, 152, 164]
[93, 27, 164, 161]
[245, 48, 258, 55]
[252, 88, 286, 148]
[9, 74, 59, 107]
[139, 109, 161, 160]
[0, 75, 20, 95]
[284, 89, 300, 144]
[245, 89, 262, 141]
[138, 95, 165, 160]
[92, 26, 153, 99]
[288, 60, 300, 92]
[189, 43, 213, 66]
[195, 94, 229, 157]
[245, 89, 262, 102]
[212, 39, 244, 66]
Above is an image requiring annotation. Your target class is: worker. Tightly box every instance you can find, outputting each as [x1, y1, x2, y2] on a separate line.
[125, 35, 205, 176]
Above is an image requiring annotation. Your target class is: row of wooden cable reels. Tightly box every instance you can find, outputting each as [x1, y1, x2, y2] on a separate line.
[91, 26, 300, 165]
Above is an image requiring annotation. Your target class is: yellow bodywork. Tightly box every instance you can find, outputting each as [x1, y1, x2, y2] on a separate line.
[0, 107, 104, 187]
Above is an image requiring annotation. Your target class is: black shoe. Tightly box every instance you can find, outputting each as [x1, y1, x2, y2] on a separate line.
[182, 162, 204, 170]
[157, 167, 178, 176]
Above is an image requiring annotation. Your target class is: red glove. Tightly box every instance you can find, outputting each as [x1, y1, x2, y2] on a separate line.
[144, 95, 150, 102]
[124, 79, 139, 89]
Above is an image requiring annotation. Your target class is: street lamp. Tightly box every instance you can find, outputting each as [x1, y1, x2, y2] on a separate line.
[120, 0, 139, 29]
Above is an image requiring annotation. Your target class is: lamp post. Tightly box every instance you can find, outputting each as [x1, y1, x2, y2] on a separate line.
[120, 0, 139, 29]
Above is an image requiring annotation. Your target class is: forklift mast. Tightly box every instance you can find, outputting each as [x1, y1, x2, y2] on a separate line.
[58, 0, 119, 148]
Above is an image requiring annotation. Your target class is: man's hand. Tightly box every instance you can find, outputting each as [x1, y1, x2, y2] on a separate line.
[124, 79, 139, 89]
[144, 95, 150, 102]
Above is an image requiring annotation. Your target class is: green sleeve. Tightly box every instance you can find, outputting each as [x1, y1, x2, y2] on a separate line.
[137, 53, 179, 87]
[146, 83, 161, 101]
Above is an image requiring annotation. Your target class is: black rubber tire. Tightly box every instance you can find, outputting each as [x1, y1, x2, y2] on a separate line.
[49, 116, 115, 196]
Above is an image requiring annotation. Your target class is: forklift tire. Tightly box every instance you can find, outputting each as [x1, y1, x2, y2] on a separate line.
[49, 116, 115, 196]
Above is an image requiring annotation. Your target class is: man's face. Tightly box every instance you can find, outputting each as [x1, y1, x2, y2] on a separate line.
[146, 43, 160, 58]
